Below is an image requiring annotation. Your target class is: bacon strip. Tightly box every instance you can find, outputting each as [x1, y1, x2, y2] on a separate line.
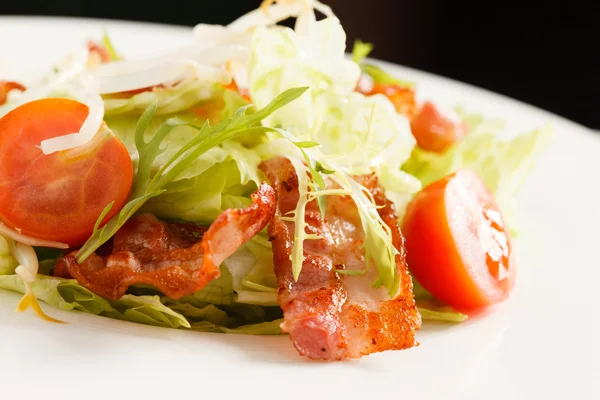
[260, 157, 420, 360]
[0, 81, 25, 106]
[54, 183, 276, 300]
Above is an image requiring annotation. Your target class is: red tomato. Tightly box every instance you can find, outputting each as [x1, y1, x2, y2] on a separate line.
[0, 98, 133, 246]
[0, 81, 26, 106]
[410, 101, 465, 153]
[402, 169, 515, 311]
[358, 82, 416, 118]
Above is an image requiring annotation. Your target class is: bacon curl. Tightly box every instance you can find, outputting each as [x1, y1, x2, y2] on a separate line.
[54, 183, 276, 300]
[260, 157, 420, 360]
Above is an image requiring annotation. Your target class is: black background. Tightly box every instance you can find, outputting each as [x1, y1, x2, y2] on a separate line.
[1, 0, 598, 128]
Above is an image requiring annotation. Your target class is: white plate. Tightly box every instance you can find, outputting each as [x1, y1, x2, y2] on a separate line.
[0, 17, 598, 400]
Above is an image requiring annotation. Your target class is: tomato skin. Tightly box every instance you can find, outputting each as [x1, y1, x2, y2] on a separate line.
[0, 81, 26, 106]
[402, 169, 515, 311]
[0, 98, 133, 246]
[358, 82, 416, 118]
[410, 101, 465, 153]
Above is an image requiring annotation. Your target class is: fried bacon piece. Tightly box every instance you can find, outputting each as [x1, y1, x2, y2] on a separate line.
[260, 157, 420, 360]
[0, 80, 25, 106]
[54, 183, 276, 300]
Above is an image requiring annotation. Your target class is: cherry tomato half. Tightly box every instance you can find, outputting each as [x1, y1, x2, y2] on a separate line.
[0, 98, 133, 246]
[357, 82, 417, 119]
[410, 101, 466, 153]
[402, 169, 515, 311]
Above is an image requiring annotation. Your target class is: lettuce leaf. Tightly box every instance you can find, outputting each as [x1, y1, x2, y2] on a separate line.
[191, 319, 283, 335]
[103, 78, 220, 117]
[248, 18, 420, 218]
[224, 233, 278, 306]
[77, 87, 307, 262]
[412, 280, 467, 323]
[0, 274, 189, 328]
[248, 17, 361, 134]
[0, 273, 283, 333]
[0, 236, 17, 276]
[141, 142, 262, 224]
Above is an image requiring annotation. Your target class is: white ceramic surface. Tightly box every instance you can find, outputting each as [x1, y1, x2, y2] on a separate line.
[0, 17, 598, 400]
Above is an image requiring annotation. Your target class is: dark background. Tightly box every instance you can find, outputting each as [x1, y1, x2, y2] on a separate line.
[1, 0, 598, 128]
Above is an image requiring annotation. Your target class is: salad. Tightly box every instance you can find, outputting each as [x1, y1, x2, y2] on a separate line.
[0, 0, 552, 361]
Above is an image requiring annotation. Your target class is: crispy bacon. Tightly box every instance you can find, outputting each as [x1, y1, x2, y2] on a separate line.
[54, 183, 276, 300]
[260, 157, 420, 360]
[0, 80, 25, 106]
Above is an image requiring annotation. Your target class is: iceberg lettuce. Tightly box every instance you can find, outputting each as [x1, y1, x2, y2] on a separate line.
[247, 16, 421, 219]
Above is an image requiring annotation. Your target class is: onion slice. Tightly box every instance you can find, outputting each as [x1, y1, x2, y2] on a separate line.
[39, 91, 104, 155]
[0, 222, 69, 249]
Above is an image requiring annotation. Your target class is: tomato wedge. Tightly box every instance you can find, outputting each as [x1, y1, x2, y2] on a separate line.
[0, 98, 133, 246]
[402, 169, 515, 311]
[410, 101, 465, 153]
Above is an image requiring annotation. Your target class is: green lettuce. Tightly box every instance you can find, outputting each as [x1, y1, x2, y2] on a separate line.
[0, 274, 189, 328]
[412, 280, 467, 323]
[248, 17, 421, 219]
[141, 142, 262, 224]
[77, 87, 307, 262]
[0, 236, 17, 275]
[0, 273, 283, 334]
[103, 78, 221, 117]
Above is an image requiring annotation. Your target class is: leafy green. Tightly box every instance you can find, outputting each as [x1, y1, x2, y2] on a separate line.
[248, 21, 421, 219]
[0, 236, 17, 276]
[226, 234, 279, 306]
[103, 79, 220, 117]
[412, 280, 467, 322]
[191, 319, 283, 335]
[141, 143, 262, 224]
[418, 307, 468, 323]
[172, 265, 236, 306]
[0, 273, 284, 333]
[248, 17, 361, 133]
[76, 86, 308, 263]
[0, 274, 189, 328]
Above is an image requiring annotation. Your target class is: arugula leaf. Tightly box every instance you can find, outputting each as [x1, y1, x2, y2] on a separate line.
[0, 236, 17, 276]
[76, 86, 308, 263]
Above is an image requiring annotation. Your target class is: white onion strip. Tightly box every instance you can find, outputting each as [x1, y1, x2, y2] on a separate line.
[0, 222, 69, 249]
[12, 242, 39, 284]
[40, 91, 104, 155]
[11, 240, 64, 323]
[92, 44, 248, 94]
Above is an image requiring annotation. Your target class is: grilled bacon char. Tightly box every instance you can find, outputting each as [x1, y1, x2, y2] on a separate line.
[260, 156, 420, 360]
[55, 183, 276, 300]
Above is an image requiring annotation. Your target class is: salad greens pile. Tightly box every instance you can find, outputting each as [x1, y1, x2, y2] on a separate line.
[0, 2, 552, 333]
